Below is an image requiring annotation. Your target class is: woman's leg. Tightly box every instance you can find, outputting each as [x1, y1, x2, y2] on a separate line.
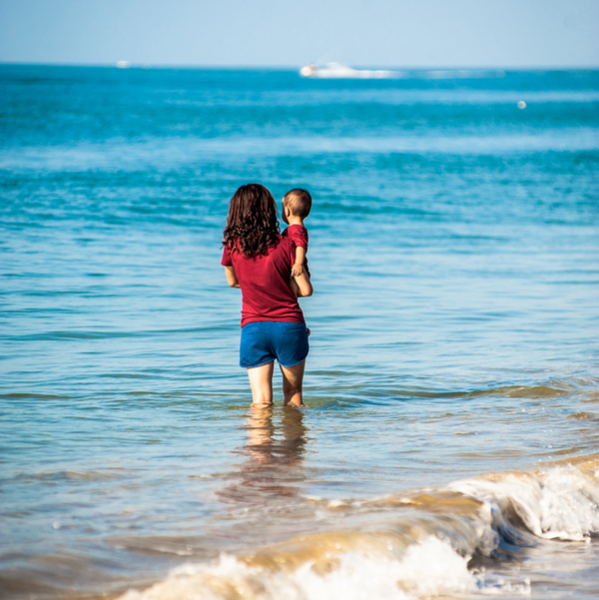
[247, 362, 274, 406]
[279, 359, 306, 407]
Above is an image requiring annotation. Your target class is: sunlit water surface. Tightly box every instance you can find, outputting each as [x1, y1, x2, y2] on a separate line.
[1, 66, 598, 599]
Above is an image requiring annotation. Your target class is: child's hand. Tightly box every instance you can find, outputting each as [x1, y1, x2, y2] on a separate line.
[291, 263, 304, 277]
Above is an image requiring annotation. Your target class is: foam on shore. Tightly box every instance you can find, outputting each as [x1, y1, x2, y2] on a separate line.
[119, 456, 598, 600]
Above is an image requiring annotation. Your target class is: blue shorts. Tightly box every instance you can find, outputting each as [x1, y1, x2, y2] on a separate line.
[240, 321, 309, 369]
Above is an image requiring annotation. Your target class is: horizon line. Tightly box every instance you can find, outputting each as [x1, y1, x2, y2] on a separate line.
[1, 61, 598, 71]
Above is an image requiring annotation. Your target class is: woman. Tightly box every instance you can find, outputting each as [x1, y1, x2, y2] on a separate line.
[222, 184, 313, 407]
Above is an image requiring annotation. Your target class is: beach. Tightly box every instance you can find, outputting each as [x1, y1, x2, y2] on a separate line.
[1, 65, 598, 599]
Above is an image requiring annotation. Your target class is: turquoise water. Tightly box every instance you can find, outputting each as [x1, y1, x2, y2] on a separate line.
[1, 65, 599, 599]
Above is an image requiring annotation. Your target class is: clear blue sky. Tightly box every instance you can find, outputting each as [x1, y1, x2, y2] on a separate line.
[0, 0, 597, 68]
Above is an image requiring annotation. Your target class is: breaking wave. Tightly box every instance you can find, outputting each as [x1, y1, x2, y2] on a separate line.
[119, 456, 599, 600]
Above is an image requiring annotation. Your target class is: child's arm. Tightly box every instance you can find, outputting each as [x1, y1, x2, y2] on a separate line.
[291, 246, 306, 277]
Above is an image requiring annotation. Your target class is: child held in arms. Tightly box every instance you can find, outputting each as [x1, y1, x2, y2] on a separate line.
[281, 188, 311, 278]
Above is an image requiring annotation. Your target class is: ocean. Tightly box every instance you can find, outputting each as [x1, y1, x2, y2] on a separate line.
[1, 64, 598, 599]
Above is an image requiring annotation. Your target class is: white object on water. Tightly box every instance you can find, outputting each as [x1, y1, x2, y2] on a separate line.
[517, 100, 527, 109]
[300, 62, 397, 79]
[116, 60, 131, 69]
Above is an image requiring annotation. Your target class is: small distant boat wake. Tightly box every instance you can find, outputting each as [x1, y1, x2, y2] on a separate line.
[299, 63, 506, 80]
[299, 62, 397, 79]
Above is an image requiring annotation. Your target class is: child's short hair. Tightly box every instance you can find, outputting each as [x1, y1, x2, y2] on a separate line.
[283, 188, 312, 219]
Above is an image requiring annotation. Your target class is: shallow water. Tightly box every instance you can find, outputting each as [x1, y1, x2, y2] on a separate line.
[1, 65, 598, 599]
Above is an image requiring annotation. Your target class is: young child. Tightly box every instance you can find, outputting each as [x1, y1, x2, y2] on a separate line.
[281, 188, 311, 278]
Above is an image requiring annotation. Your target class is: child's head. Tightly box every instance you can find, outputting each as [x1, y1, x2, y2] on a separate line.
[283, 188, 312, 221]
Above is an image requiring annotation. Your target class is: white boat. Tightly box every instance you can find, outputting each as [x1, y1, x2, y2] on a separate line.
[299, 62, 397, 79]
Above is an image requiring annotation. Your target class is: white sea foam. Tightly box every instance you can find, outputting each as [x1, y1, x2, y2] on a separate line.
[118, 461, 597, 600]
[448, 463, 599, 542]
[119, 537, 491, 600]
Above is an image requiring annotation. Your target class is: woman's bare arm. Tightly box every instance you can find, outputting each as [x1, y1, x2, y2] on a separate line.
[224, 266, 240, 288]
[292, 272, 313, 297]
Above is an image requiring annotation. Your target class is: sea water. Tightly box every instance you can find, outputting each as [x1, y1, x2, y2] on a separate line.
[1, 65, 598, 599]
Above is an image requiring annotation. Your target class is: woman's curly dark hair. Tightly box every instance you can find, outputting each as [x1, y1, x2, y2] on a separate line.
[223, 184, 281, 258]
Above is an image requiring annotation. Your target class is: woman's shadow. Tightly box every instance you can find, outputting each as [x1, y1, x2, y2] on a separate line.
[216, 407, 309, 507]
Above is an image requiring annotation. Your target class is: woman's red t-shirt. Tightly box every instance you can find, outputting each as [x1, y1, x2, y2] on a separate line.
[221, 235, 305, 328]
